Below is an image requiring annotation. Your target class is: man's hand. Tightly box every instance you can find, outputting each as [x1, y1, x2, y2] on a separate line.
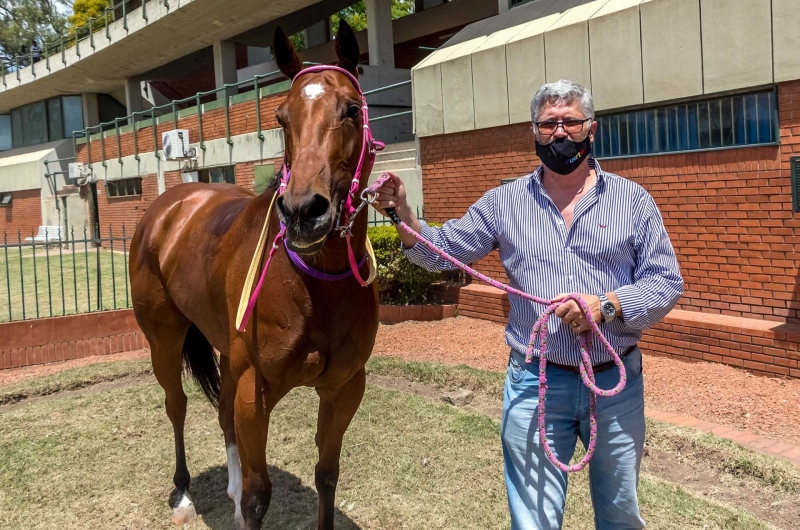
[553, 293, 602, 333]
[370, 172, 421, 248]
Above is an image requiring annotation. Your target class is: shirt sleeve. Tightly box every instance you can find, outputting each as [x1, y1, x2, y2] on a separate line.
[614, 195, 684, 331]
[402, 189, 499, 272]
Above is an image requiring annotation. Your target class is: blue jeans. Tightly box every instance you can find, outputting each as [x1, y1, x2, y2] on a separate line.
[501, 347, 646, 530]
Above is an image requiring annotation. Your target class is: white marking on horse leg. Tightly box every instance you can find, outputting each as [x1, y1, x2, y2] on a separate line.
[227, 444, 243, 519]
[302, 83, 325, 100]
[176, 492, 194, 508]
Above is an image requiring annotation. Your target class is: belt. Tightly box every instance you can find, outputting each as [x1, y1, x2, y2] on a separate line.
[511, 345, 637, 375]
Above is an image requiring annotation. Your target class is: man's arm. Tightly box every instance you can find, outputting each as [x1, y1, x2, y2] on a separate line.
[614, 195, 684, 331]
[372, 173, 499, 272]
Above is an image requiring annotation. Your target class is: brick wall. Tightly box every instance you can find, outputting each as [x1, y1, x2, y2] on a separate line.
[0, 309, 148, 370]
[96, 175, 159, 239]
[0, 189, 43, 237]
[420, 80, 800, 325]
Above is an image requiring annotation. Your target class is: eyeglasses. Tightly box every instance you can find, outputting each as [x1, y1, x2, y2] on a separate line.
[534, 118, 592, 135]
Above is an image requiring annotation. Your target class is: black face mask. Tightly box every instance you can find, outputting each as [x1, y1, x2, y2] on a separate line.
[535, 136, 592, 175]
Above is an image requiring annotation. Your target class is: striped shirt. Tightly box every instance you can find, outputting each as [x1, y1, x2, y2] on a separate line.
[403, 159, 684, 366]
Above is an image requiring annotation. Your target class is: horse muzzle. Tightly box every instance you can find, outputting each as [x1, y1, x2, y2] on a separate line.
[276, 193, 335, 255]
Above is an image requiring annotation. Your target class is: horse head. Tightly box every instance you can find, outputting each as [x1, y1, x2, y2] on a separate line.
[273, 20, 364, 255]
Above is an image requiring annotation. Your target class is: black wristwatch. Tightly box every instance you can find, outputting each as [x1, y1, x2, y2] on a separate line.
[598, 293, 616, 323]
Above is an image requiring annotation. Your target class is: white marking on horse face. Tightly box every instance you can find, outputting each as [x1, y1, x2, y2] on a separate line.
[175, 492, 194, 508]
[303, 83, 325, 100]
[227, 444, 243, 517]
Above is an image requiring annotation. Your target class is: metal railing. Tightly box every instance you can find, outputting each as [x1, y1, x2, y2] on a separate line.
[366, 205, 423, 227]
[1, 226, 132, 323]
[1, 0, 172, 87]
[73, 70, 412, 172]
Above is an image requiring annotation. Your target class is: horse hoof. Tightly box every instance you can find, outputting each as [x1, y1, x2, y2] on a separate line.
[234, 514, 246, 530]
[171, 503, 197, 526]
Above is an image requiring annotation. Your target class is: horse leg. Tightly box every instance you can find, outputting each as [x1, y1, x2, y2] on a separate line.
[234, 365, 274, 530]
[314, 369, 366, 530]
[219, 354, 246, 530]
[148, 326, 197, 526]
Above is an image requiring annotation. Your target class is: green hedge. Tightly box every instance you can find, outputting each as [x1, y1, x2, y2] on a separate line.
[368, 224, 443, 305]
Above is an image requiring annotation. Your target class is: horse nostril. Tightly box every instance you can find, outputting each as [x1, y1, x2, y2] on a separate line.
[276, 196, 289, 220]
[303, 194, 331, 220]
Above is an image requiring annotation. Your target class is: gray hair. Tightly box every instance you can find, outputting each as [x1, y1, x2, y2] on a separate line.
[530, 80, 595, 123]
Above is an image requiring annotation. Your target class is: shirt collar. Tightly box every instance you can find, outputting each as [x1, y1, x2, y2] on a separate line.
[530, 157, 606, 189]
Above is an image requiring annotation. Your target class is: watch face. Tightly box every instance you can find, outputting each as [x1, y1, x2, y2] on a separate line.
[602, 302, 615, 317]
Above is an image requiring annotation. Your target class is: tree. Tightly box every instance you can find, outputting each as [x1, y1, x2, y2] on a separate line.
[0, 0, 70, 67]
[68, 0, 109, 34]
[331, 0, 414, 37]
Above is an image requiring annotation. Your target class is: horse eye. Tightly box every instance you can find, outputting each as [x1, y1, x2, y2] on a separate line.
[275, 111, 285, 128]
[346, 105, 360, 120]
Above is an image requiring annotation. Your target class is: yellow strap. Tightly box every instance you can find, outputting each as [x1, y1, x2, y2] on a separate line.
[365, 235, 377, 285]
[235, 190, 278, 331]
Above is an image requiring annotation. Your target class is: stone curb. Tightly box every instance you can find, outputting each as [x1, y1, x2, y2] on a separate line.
[646, 407, 800, 468]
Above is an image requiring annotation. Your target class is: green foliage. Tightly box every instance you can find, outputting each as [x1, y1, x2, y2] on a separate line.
[68, 0, 110, 38]
[0, 0, 70, 65]
[368, 223, 441, 305]
[331, 0, 414, 37]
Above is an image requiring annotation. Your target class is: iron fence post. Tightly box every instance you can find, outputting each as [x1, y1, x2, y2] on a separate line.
[109, 225, 117, 309]
[17, 230, 25, 320]
[31, 230, 39, 318]
[4, 232, 11, 321]
[45, 230, 52, 317]
[71, 227, 78, 313]
[122, 225, 129, 307]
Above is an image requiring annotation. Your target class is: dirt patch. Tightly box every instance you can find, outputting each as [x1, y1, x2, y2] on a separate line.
[0, 373, 152, 412]
[0, 349, 150, 386]
[642, 447, 800, 529]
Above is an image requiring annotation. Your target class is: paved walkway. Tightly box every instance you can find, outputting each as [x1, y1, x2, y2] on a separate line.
[646, 407, 800, 467]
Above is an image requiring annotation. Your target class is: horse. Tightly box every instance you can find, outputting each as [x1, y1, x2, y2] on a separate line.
[129, 20, 380, 530]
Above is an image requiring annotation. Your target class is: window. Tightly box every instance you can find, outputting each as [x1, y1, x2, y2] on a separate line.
[594, 89, 778, 159]
[106, 178, 142, 198]
[0, 192, 12, 206]
[199, 166, 236, 185]
[253, 164, 275, 194]
[6, 95, 86, 150]
[0, 115, 11, 151]
[47, 98, 64, 142]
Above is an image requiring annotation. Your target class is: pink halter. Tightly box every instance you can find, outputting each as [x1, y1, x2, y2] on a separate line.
[237, 65, 384, 332]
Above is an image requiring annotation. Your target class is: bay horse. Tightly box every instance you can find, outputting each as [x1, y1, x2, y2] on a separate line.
[129, 20, 379, 530]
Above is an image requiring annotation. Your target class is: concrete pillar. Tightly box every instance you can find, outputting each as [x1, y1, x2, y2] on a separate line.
[124, 79, 144, 123]
[80, 93, 100, 127]
[213, 40, 237, 100]
[366, 0, 395, 67]
[304, 18, 331, 49]
[499, 0, 510, 13]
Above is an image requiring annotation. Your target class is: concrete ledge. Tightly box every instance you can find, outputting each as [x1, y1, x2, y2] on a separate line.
[0, 309, 147, 370]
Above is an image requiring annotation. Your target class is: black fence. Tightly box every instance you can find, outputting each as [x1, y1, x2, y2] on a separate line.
[0, 226, 132, 323]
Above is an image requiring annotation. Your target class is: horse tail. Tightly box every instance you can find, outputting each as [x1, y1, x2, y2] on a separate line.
[182, 324, 221, 410]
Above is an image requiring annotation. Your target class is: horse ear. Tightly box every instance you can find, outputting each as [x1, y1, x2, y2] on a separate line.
[273, 26, 303, 80]
[335, 19, 360, 77]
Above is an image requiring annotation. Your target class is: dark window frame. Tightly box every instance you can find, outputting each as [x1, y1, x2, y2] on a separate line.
[594, 88, 779, 160]
[0, 192, 12, 206]
[105, 177, 143, 198]
[199, 165, 236, 185]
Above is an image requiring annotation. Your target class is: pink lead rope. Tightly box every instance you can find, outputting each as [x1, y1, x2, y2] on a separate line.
[367, 172, 627, 473]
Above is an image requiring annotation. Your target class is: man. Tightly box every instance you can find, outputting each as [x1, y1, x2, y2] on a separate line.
[30, 39, 41, 64]
[372, 80, 683, 529]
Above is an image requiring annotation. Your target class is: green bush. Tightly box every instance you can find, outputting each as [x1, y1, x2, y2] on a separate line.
[368, 224, 442, 305]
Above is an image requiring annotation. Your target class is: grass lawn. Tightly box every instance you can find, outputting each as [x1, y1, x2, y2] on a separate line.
[0, 358, 788, 529]
[0, 246, 131, 323]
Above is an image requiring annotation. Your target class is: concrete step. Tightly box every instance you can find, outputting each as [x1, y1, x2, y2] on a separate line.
[372, 157, 417, 172]
[379, 140, 416, 153]
[375, 148, 417, 162]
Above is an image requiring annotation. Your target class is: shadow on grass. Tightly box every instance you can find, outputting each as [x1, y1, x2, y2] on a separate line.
[169, 465, 362, 530]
